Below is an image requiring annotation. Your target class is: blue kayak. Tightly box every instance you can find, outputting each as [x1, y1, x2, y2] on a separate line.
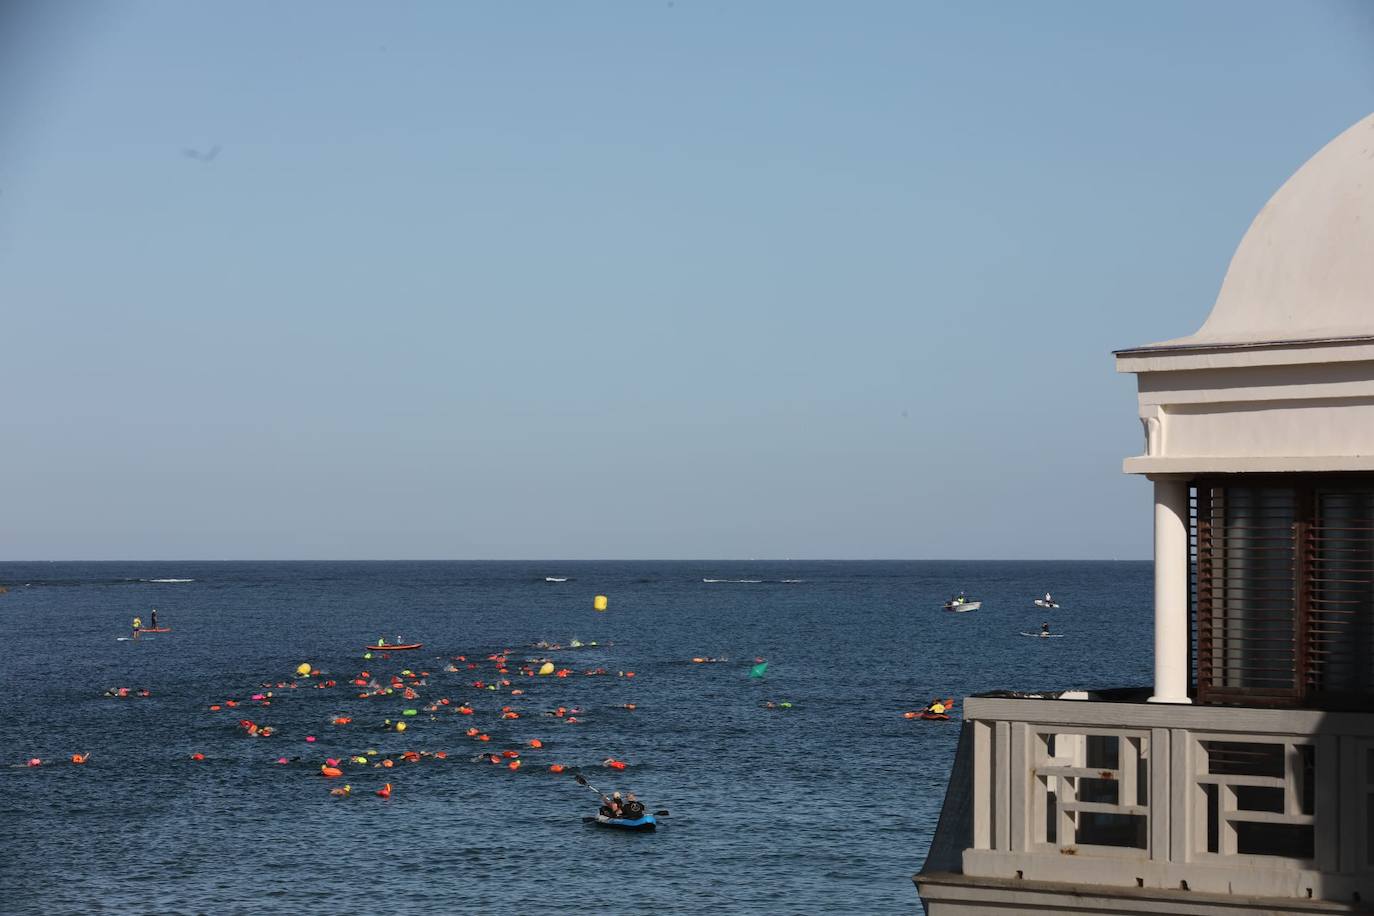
[594, 813, 657, 832]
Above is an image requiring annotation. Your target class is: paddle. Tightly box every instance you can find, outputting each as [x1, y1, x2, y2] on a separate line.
[573, 773, 606, 800]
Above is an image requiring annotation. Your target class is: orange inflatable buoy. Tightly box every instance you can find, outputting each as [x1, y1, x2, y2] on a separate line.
[501, 750, 519, 759]
[71, 753, 89, 765]
[321, 766, 344, 778]
[376, 782, 392, 798]
[603, 758, 627, 770]
[435, 751, 448, 759]
[508, 760, 521, 771]
[528, 739, 543, 749]
[477, 734, 490, 743]
[209, 705, 222, 711]
[466, 727, 479, 737]
[382, 759, 394, 768]
[190, 753, 205, 761]
[549, 763, 565, 774]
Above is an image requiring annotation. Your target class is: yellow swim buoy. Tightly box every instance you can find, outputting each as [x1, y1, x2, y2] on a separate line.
[296, 663, 312, 677]
[593, 595, 608, 612]
[538, 661, 555, 676]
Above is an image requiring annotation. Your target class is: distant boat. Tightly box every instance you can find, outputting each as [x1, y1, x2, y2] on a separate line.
[1021, 631, 1065, 639]
[545, 577, 570, 583]
[944, 596, 981, 613]
[1033, 598, 1060, 609]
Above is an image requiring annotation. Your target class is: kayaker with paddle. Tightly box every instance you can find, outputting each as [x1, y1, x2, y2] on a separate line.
[599, 791, 623, 818]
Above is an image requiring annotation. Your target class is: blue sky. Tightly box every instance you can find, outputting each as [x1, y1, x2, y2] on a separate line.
[1, 1, 1371, 560]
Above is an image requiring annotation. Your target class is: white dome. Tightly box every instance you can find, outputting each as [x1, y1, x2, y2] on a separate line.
[1151, 113, 1374, 349]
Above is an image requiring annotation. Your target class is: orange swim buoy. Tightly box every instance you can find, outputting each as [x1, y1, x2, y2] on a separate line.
[528, 739, 543, 749]
[209, 705, 222, 711]
[70, 753, 89, 765]
[435, 751, 448, 759]
[376, 782, 392, 798]
[190, 752, 205, 761]
[549, 763, 565, 774]
[321, 766, 344, 778]
[382, 759, 394, 769]
[477, 734, 490, 743]
[501, 750, 519, 759]
[466, 727, 479, 737]
[508, 760, 521, 771]
[604, 758, 627, 770]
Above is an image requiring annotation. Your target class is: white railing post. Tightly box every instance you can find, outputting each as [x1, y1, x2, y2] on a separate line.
[1149, 727, 1171, 862]
[973, 720, 992, 850]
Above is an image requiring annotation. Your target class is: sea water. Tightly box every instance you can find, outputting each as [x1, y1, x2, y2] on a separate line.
[0, 560, 1151, 914]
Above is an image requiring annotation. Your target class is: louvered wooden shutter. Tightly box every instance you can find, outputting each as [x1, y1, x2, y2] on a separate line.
[1306, 487, 1374, 705]
[1193, 476, 1374, 709]
[1195, 482, 1300, 706]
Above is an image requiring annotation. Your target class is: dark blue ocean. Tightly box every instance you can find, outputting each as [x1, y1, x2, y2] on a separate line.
[0, 561, 1151, 914]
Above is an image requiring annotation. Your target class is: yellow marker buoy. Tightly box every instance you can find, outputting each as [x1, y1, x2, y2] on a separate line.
[593, 595, 608, 612]
[296, 663, 312, 677]
[538, 661, 555, 676]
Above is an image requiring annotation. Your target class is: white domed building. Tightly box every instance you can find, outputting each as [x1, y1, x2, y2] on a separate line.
[917, 113, 1374, 915]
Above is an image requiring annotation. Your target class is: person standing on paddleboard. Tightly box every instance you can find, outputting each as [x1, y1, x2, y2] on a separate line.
[150, 608, 158, 629]
[131, 615, 142, 635]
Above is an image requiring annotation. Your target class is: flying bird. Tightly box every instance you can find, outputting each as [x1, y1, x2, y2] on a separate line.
[182, 145, 222, 163]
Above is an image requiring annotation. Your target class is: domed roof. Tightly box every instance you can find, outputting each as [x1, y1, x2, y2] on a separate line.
[1148, 113, 1374, 350]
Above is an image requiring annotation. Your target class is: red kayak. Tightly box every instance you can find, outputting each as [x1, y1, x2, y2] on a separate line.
[366, 643, 422, 651]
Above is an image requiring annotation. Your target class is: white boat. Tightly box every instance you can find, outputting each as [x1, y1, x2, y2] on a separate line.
[944, 598, 981, 612]
[1020, 631, 1065, 638]
[1033, 598, 1060, 609]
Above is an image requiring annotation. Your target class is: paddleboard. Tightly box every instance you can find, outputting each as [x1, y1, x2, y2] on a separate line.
[1020, 632, 1065, 638]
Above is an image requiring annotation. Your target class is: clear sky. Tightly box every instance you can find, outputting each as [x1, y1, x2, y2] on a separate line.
[1, 1, 1371, 560]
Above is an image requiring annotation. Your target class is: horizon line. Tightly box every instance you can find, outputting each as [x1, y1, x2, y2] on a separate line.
[0, 557, 1153, 563]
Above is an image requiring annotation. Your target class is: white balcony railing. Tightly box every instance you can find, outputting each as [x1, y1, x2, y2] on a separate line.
[961, 693, 1374, 902]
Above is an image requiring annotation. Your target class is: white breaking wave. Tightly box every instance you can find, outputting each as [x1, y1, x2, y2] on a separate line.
[147, 578, 194, 583]
[702, 578, 763, 584]
[544, 577, 569, 583]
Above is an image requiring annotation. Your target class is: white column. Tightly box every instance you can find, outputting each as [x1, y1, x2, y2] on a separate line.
[1149, 476, 1192, 704]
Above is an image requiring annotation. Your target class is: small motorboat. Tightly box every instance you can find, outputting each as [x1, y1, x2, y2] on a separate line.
[366, 643, 423, 651]
[943, 596, 981, 612]
[1034, 598, 1060, 609]
[593, 813, 657, 832]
